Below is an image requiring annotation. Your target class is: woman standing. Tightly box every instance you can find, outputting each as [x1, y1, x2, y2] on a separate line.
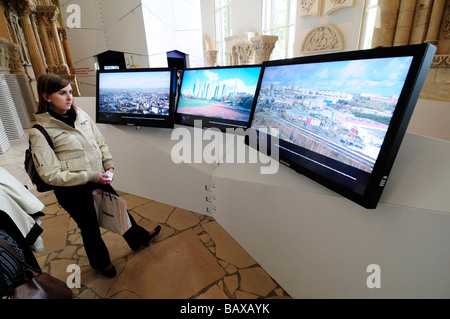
[29, 73, 160, 277]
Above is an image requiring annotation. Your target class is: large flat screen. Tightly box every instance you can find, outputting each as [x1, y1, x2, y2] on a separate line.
[175, 65, 262, 131]
[96, 68, 176, 128]
[248, 43, 436, 209]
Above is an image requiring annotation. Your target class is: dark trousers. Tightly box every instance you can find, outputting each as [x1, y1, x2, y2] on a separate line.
[54, 183, 149, 270]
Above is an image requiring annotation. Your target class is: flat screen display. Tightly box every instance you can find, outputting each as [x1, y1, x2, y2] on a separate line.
[96, 68, 175, 128]
[175, 65, 262, 131]
[248, 44, 436, 209]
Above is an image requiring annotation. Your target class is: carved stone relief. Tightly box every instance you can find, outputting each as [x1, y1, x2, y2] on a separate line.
[302, 24, 343, 54]
[298, 0, 321, 18]
[223, 32, 279, 66]
[9, 43, 23, 74]
[235, 41, 255, 65]
[0, 37, 11, 73]
[432, 54, 450, 68]
[324, 0, 355, 15]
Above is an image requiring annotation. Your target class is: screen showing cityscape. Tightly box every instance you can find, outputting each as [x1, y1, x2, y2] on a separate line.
[96, 68, 175, 128]
[175, 66, 262, 130]
[252, 56, 413, 173]
[249, 43, 436, 208]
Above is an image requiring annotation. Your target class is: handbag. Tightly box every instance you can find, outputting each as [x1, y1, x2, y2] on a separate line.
[0, 238, 73, 299]
[92, 189, 132, 235]
[24, 124, 54, 192]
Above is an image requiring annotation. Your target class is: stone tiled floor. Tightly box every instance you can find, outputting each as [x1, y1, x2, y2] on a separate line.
[0, 130, 291, 299]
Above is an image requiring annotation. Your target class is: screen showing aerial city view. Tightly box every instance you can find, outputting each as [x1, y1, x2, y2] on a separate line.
[177, 67, 262, 122]
[251, 56, 414, 174]
[98, 71, 171, 116]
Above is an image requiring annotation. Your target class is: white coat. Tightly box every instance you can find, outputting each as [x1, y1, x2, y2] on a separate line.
[0, 167, 45, 252]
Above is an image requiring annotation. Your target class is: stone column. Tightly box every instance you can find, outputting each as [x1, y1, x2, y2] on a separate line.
[61, 30, 75, 74]
[436, 1, 450, 55]
[18, 7, 46, 78]
[425, 0, 446, 44]
[40, 0, 53, 5]
[393, 0, 417, 46]
[203, 50, 218, 67]
[250, 35, 278, 64]
[36, 11, 55, 65]
[371, 0, 401, 48]
[30, 11, 46, 70]
[48, 8, 66, 65]
[410, 0, 434, 44]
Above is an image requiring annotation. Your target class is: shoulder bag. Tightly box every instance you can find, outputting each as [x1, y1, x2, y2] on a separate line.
[24, 124, 54, 193]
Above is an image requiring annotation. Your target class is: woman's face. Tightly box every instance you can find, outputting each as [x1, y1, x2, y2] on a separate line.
[43, 83, 73, 115]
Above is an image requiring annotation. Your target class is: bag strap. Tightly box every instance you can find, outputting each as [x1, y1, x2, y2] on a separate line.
[32, 124, 54, 149]
[100, 190, 113, 201]
[0, 238, 41, 273]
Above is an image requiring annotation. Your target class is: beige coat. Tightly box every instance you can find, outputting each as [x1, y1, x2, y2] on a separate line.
[29, 108, 114, 187]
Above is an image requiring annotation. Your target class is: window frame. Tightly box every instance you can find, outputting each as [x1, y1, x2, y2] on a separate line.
[214, 0, 232, 66]
[262, 0, 297, 60]
[359, 0, 379, 50]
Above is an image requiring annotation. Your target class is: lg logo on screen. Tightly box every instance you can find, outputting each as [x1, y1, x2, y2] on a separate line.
[366, 264, 381, 289]
[66, 4, 81, 29]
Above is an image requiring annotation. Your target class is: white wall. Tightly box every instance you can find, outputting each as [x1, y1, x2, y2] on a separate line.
[231, 0, 262, 36]
[142, 0, 204, 67]
[408, 99, 450, 142]
[200, 0, 215, 49]
[172, 0, 204, 67]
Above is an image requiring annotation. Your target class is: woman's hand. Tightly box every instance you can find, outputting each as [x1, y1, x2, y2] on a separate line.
[98, 169, 114, 184]
[98, 173, 110, 184]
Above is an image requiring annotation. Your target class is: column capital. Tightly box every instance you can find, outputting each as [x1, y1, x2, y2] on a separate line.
[250, 35, 278, 64]
[225, 32, 257, 65]
[17, 0, 37, 14]
[36, 4, 60, 22]
[48, 63, 70, 76]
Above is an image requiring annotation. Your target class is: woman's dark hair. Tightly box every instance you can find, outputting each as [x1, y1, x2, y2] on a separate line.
[36, 73, 76, 114]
